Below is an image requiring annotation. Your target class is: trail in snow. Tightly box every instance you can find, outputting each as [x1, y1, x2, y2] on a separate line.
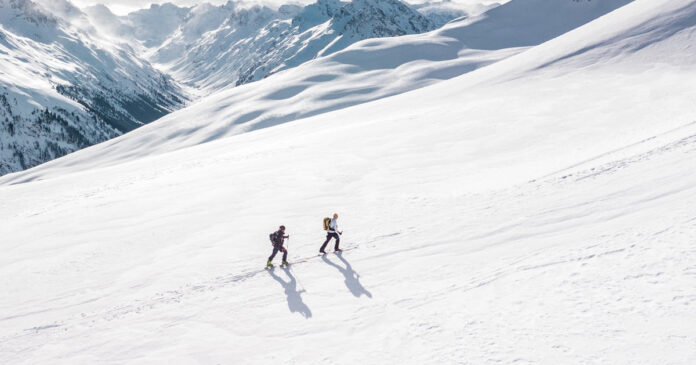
[1, 0, 696, 363]
[1, 123, 695, 363]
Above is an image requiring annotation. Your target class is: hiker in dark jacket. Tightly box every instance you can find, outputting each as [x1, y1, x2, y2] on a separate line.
[267, 225, 290, 267]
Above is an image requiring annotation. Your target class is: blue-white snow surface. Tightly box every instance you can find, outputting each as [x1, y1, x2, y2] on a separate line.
[1, 0, 695, 363]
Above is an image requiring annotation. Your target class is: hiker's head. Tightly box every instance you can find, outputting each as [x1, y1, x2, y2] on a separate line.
[333, 213, 339, 219]
[279, 225, 286, 231]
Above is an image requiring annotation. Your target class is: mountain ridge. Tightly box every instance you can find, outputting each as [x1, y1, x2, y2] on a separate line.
[0, 0, 186, 175]
[1, 0, 460, 175]
[2, 0, 640, 178]
[129, 0, 448, 91]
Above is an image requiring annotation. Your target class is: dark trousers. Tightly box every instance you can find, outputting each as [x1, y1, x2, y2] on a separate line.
[268, 245, 287, 262]
[320, 232, 340, 252]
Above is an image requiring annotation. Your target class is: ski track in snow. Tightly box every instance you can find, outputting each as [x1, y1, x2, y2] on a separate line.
[2, 0, 696, 363]
[2, 246, 366, 337]
[2, 125, 695, 363]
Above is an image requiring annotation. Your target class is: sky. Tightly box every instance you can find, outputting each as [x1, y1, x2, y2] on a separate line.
[70, 0, 501, 16]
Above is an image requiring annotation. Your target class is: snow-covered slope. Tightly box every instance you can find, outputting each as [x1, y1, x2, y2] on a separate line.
[16, 0, 640, 176]
[443, 0, 634, 49]
[1, 0, 695, 363]
[137, 0, 443, 92]
[0, 0, 631, 176]
[0, 0, 468, 176]
[0, 0, 186, 175]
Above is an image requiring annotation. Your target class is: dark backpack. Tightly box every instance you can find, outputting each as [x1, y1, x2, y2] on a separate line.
[269, 232, 278, 245]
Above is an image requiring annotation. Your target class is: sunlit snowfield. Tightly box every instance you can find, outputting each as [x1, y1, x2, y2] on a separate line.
[1, 0, 695, 363]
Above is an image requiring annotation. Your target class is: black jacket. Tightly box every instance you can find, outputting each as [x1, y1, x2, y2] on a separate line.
[270, 230, 287, 246]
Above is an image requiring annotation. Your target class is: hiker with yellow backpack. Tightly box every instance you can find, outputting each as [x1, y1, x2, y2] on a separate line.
[320, 213, 342, 254]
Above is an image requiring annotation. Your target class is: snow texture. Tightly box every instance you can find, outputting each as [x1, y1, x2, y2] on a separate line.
[1, 0, 696, 364]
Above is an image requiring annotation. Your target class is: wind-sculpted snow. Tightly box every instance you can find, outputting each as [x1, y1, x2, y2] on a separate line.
[0, 0, 695, 363]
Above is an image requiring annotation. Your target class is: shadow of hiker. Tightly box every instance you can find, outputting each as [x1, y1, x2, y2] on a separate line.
[268, 267, 312, 318]
[322, 253, 372, 298]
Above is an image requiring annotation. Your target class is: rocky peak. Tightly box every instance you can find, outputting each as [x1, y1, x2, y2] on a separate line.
[338, 0, 436, 36]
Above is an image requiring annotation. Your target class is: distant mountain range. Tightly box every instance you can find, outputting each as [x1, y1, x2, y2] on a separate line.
[87, 0, 465, 92]
[2, 0, 633, 176]
[0, 0, 469, 175]
[0, 0, 186, 175]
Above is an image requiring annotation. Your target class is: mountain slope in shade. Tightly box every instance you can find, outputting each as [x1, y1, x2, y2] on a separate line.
[440, 0, 634, 50]
[0, 0, 186, 175]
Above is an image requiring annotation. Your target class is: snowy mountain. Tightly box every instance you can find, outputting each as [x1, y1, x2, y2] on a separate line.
[0, 0, 186, 175]
[120, 0, 446, 92]
[0, 0, 639, 176]
[23, 0, 635, 169]
[1, 0, 695, 363]
[0, 0, 465, 176]
[411, 0, 473, 27]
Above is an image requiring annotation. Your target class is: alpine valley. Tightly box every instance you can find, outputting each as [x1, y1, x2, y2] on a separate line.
[0, 0, 635, 176]
[1, 0, 466, 175]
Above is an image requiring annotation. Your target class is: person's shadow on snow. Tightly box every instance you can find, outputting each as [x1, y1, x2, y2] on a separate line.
[268, 267, 312, 318]
[322, 253, 372, 298]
